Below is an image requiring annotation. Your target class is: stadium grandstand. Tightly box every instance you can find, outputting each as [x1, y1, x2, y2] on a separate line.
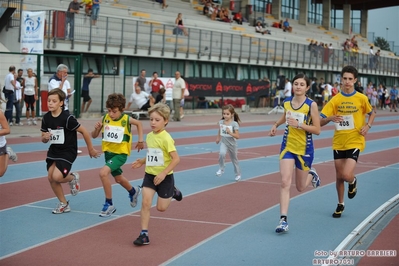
[0, 0, 398, 116]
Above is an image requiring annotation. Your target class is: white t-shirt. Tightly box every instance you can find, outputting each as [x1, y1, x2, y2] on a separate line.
[129, 91, 149, 109]
[284, 82, 292, 98]
[172, 78, 186, 99]
[4, 72, 15, 91]
[14, 80, 22, 101]
[48, 77, 70, 110]
[24, 76, 36, 96]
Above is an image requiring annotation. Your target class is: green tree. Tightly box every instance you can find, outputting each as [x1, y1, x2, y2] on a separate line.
[374, 37, 391, 51]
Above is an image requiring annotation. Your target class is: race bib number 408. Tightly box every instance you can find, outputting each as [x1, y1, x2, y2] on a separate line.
[335, 115, 354, 130]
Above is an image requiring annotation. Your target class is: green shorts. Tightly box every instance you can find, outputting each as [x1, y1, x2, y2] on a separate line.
[104, 152, 127, 177]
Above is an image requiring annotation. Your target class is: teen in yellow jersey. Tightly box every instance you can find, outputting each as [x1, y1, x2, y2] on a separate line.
[92, 93, 144, 217]
[320, 66, 376, 218]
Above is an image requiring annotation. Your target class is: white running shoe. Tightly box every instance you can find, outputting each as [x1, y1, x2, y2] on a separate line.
[216, 169, 224, 177]
[52, 201, 71, 214]
[99, 203, 116, 217]
[27, 119, 32, 126]
[69, 172, 80, 196]
[235, 175, 241, 182]
[309, 168, 321, 188]
[129, 186, 141, 207]
[33, 119, 37, 125]
[275, 218, 289, 233]
[6, 147, 18, 162]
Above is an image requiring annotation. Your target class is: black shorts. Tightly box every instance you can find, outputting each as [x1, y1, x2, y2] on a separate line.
[140, 100, 151, 111]
[81, 90, 91, 102]
[24, 95, 35, 105]
[46, 158, 72, 178]
[333, 149, 360, 162]
[141, 172, 174, 199]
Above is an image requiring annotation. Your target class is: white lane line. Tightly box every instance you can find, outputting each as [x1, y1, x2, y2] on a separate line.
[128, 214, 234, 226]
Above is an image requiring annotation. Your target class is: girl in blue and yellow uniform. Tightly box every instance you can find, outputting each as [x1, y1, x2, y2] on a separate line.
[92, 93, 144, 217]
[269, 73, 321, 233]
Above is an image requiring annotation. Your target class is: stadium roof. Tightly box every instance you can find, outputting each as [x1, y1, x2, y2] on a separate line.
[316, 0, 398, 10]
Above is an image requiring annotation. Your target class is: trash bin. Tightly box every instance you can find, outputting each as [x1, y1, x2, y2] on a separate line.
[41, 90, 48, 112]
[266, 3, 272, 14]
[52, 11, 66, 38]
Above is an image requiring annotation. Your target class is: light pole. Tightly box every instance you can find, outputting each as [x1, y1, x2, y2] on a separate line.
[386, 27, 389, 41]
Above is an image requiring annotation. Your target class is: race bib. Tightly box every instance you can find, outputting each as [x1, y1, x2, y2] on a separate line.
[220, 125, 233, 137]
[335, 115, 354, 130]
[49, 129, 65, 144]
[286, 111, 305, 124]
[103, 125, 124, 143]
[146, 148, 164, 166]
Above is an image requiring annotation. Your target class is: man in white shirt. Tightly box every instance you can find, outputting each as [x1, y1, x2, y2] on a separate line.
[172, 71, 186, 121]
[283, 78, 292, 98]
[48, 64, 72, 112]
[3, 66, 17, 123]
[126, 86, 154, 111]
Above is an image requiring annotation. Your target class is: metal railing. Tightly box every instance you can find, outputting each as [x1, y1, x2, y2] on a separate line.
[29, 10, 399, 76]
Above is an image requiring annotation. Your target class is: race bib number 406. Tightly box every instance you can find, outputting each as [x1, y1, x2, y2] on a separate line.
[335, 115, 354, 130]
[103, 125, 124, 143]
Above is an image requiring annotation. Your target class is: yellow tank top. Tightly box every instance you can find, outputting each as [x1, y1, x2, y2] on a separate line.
[101, 114, 132, 155]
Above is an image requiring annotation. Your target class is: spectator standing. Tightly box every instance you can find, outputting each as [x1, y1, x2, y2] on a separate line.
[365, 82, 374, 103]
[12, 73, 23, 126]
[377, 83, 384, 110]
[81, 68, 100, 113]
[369, 46, 375, 69]
[48, 64, 72, 113]
[172, 71, 185, 122]
[65, 0, 80, 40]
[91, 0, 101, 26]
[371, 87, 378, 113]
[16, 69, 25, 114]
[135, 69, 146, 92]
[283, 78, 292, 99]
[24, 68, 38, 125]
[3, 66, 17, 124]
[389, 85, 398, 112]
[355, 81, 364, 94]
[148, 72, 164, 99]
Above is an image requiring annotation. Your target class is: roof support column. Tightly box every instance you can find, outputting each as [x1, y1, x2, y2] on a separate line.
[360, 9, 368, 38]
[298, 0, 308, 26]
[271, 0, 281, 21]
[322, 0, 331, 30]
[342, 4, 351, 35]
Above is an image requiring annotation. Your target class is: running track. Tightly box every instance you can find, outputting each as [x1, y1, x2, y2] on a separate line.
[0, 112, 398, 266]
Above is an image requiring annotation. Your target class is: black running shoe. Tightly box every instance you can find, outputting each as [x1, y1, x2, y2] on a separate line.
[173, 186, 183, 201]
[348, 178, 357, 199]
[133, 234, 150, 246]
[332, 204, 345, 218]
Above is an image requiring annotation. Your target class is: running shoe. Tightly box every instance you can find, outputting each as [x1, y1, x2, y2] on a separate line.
[133, 233, 150, 246]
[6, 147, 18, 162]
[99, 202, 116, 217]
[172, 186, 183, 201]
[348, 178, 357, 199]
[332, 203, 345, 218]
[275, 218, 289, 233]
[69, 172, 80, 196]
[32, 120, 37, 125]
[216, 169, 224, 177]
[235, 175, 241, 182]
[27, 119, 32, 126]
[52, 201, 71, 214]
[129, 186, 141, 207]
[309, 168, 321, 188]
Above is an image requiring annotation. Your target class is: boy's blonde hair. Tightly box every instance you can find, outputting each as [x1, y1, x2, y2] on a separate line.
[148, 103, 170, 125]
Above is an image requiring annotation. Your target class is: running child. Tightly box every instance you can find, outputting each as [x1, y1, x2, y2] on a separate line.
[132, 103, 183, 246]
[0, 109, 18, 177]
[269, 73, 321, 233]
[320, 66, 375, 218]
[91, 93, 144, 217]
[216, 104, 241, 182]
[41, 89, 100, 214]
